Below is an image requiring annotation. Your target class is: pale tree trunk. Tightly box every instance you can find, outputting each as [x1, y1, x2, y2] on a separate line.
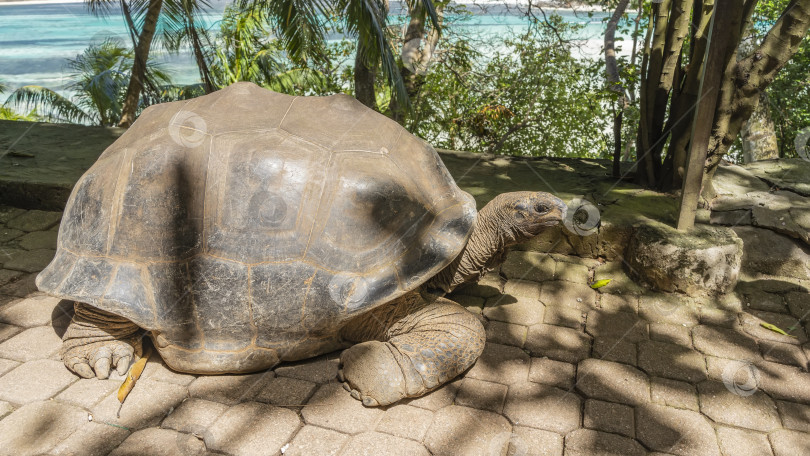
[118, 0, 164, 128]
[741, 91, 779, 162]
[703, 0, 810, 188]
[605, 0, 630, 178]
[390, 2, 445, 123]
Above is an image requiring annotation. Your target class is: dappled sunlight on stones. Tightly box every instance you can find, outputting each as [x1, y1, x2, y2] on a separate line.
[716, 426, 774, 456]
[649, 323, 692, 346]
[188, 371, 274, 405]
[564, 428, 646, 456]
[0, 323, 22, 344]
[404, 378, 461, 411]
[500, 251, 554, 283]
[467, 342, 529, 385]
[503, 381, 581, 433]
[0, 400, 87, 455]
[424, 405, 511, 456]
[274, 353, 340, 383]
[576, 359, 649, 406]
[539, 281, 597, 311]
[697, 380, 781, 431]
[768, 429, 810, 456]
[543, 305, 585, 329]
[255, 375, 317, 406]
[583, 399, 635, 438]
[639, 294, 699, 326]
[776, 400, 810, 432]
[636, 403, 721, 456]
[285, 425, 348, 456]
[160, 398, 228, 436]
[638, 340, 707, 383]
[485, 320, 528, 347]
[0, 359, 77, 405]
[374, 404, 434, 441]
[93, 379, 187, 428]
[510, 425, 564, 456]
[0, 326, 62, 361]
[0, 295, 62, 327]
[455, 378, 508, 413]
[203, 402, 299, 456]
[693, 324, 760, 361]
[741, 311, 807, 344]
[592, 337, 637, 366]
[759, 339, 808, 369]
[586, 310, 648, 342]
[483, 293, 545, 326]
[110, 428, 204, 456]
[302, 383, 383, 434]
[50, 421, 129, 456]
[650, 377, 699, 411]
[528, 357, 575, 389]
[526, 324, 592, 364]
[341, 431, 430, 456]
[55, 378, 119, 409]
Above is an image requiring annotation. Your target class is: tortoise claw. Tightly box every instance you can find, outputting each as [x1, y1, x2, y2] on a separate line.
[362, 396, 379, 407]
[337, 368, 345, 382]
[342, 382, 352, 392]
[349, 389, 361, 400]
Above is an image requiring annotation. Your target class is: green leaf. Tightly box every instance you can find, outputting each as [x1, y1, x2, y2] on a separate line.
[590, 279, 612, 289]
[759, 322, 796, 337]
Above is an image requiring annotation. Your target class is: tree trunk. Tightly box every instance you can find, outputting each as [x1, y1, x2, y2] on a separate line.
[118, 0, 163, 128]
[354, 41, 377, 109]
[605, 0, 630, 178]
[741, 91, 779, 162]
[702, 0, 810, 187]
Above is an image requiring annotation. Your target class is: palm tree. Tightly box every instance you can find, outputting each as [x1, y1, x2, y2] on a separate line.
[207, 5, 330, 94]
[4, 37, 171, 125]
[239, 0, 440, 111]
[86, 0, 214, 127]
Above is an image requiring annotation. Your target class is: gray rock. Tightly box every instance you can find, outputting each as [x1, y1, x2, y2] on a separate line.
[735, 226, 810, 280]
[5, 210, 61, 232]
[0, 400, 87, 455]
[626, 222, 742, 295]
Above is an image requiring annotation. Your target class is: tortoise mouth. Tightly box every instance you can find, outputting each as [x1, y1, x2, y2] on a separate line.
[539, 215, 563, 226]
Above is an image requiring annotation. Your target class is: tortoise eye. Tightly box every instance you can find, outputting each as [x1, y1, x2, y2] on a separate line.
[535, 204, 549, 214]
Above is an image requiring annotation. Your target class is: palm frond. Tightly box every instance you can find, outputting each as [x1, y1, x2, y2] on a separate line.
[239, 0, 333, 64]
[3, 86, 94, 124]
[267, 67, 330, 94]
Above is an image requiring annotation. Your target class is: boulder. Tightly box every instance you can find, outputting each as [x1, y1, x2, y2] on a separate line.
[626, 222, 743, 296]
[733, 226, 810, 280]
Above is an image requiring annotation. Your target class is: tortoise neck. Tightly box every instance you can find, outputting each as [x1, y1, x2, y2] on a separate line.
[425, 200, 513, 295]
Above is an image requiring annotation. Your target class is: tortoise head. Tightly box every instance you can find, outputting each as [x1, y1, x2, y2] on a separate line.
[493, 191, 567, 241]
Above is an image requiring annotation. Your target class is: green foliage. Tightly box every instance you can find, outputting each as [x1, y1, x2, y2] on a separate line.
[754, 0, 810, 157]
[412, 15, 611, 158]
[3, 37, 171, 125]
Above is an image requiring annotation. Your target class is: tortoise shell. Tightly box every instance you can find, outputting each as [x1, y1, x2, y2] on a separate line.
[37, 82, 476, 365]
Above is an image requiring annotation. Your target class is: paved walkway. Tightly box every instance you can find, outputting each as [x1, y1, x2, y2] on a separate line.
[0, 205, 809, 455]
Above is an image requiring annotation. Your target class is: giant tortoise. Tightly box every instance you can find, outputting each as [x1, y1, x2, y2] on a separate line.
[37, 82, 566, 406]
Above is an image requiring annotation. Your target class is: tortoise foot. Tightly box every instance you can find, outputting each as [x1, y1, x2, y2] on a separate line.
[339, 341, 407, 407]
[61, 302, 143, 379]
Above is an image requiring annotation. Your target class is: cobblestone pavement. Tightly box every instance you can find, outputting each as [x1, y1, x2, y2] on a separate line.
[1, 205, 809, 455]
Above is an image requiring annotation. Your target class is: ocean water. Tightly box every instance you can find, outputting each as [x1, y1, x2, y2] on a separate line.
[0, 1, 627, 102]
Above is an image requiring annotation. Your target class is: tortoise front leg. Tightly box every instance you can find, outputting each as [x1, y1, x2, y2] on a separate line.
[61, 302, 143, 379]
[339, 293, 485, 406]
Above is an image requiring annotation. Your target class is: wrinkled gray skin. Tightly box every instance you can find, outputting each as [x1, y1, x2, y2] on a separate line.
[42, 83, 568, 407]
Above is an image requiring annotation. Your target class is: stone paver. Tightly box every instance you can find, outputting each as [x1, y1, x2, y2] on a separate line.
[650, 377, 699, 411]
[769, 429, 810, 456]
[692, 324, 760, 360]
[0, 400, 86, 455]
[698, 380, 781, 431]
[716, 426, 774, 456]
[161, 398, 229, 436]
[526, 323, 592, 363]
[528, 356, 575, 389]
[188, 371, 274, 405]
[503, 381, 581, 433]
[510, 426, 564, 456]
[340, 432, 429, 456]
[51, 421, 130, 456]
[484, 294, 545, 325]
[638, 340, 707, 383]
[0, 326, 62, 361]
[110, 428, 205, 456]
[0, 295, 64, 327]
[424, 405, 511, 456]
[485, 320, 527, 347]
[256, 375, 317, 406]
[302, 383, 384, 434]
[636, 403, 721, 456]
[56, 378, 119, 409]
[0, 359, 76, 405]
[592, 337, 637, 365]
[204, 402, 299, 456]
[466, 342, 530, 385]
[375, 404, 434, 441]
[455, 377, 507, 413]
[776, 400, 810, 432]
[564, 429, 646, 456]
[576, 359, 650, 406]
[285, 425, 349, 456]
[93, 379, 187, 428]
[2, 199, 810, 456]
[583, 399, 634, 438]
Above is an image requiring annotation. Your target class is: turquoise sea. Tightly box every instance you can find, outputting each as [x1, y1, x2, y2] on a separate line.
[0, 1, 624, 102]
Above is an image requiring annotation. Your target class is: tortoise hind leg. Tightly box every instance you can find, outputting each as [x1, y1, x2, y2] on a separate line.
[339, 293, 485, 406]
[61, 302, 143, 379]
